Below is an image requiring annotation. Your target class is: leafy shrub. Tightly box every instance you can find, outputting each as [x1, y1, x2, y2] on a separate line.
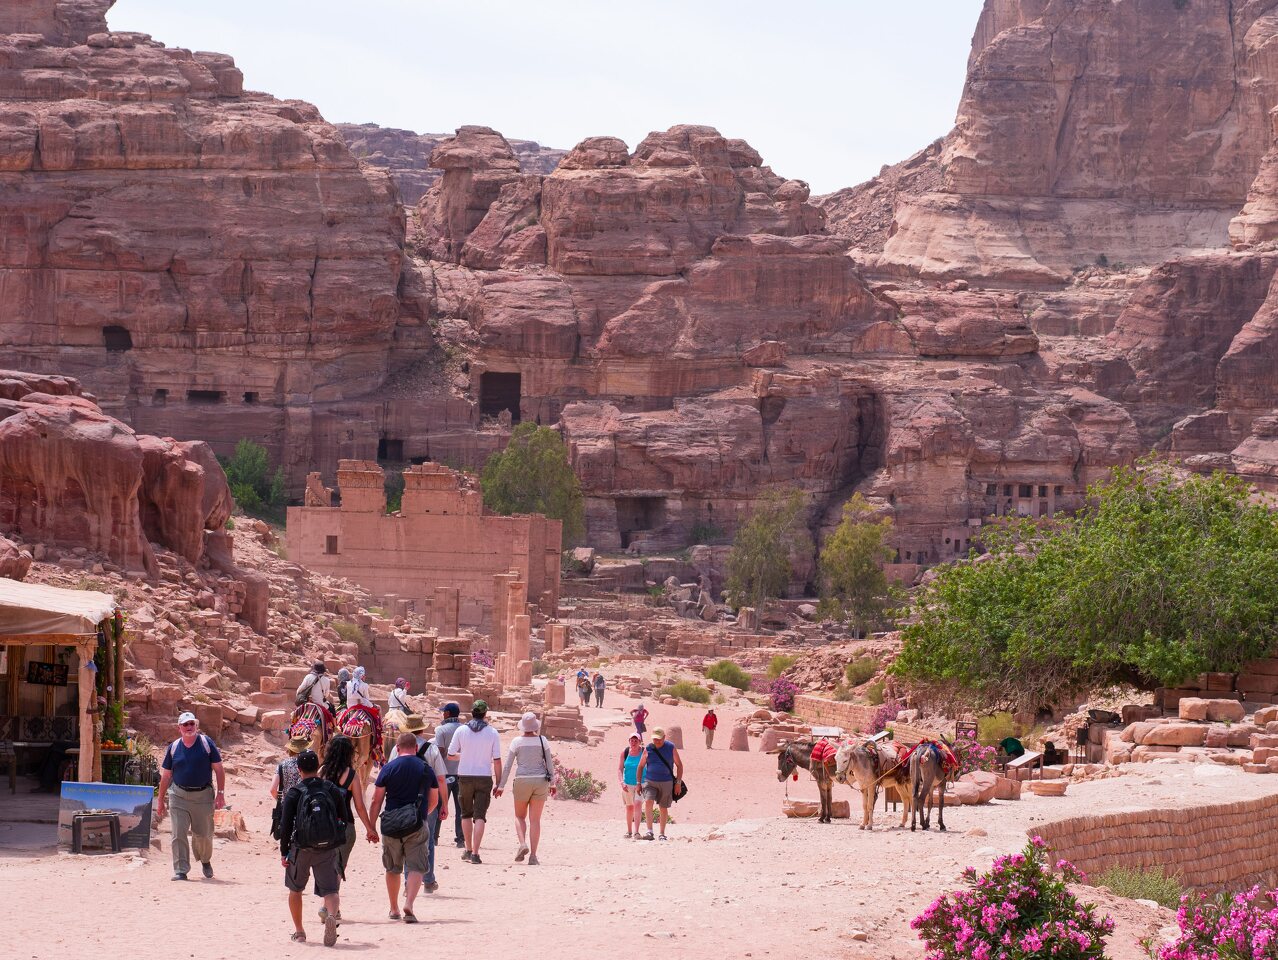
[870, 698, 898, 734]
[225, 517, 235, 530]
[865, 680, 886, 706]
[551, 757, 607, 802]
[831, 683, 856, 702]
[659, 680, 711, 704]
[1159, 886, 1278, 959]
[819, 494, 898, 633]
[952, 728, 997, 775]
[767, 654, 799, 680]
[724, 489, 812, 609]
[844, 656, 879, 687]
[977, 711, 1020, 746]
[219, 439, 287, 522]
[1094, 866, 1181, 910]
[532, 659, 551, 676]
[706, 660, 752, 691]
[912, 837, 1113, 960]
[768, 677, 798, 712]
[331, 620, 367, 650]
[688, 522, 724, 545]
[481, 423, 585, 544]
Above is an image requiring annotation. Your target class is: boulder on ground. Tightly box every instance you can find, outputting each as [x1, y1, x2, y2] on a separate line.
[1179, 697, 1244, 723]
[729, 725, 749, 751]
[1139, 724, 1207, 747]
[1028, 780, 1068, 797]
[783, 798, 850, 819]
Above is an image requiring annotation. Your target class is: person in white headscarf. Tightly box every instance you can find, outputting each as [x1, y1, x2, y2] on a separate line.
[388, 678, 413, 714]
[346, 667, 374, 709]
[493, 712, 556, 865]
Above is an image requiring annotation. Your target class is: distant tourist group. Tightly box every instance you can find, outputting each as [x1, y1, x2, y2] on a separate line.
[155, 663, 693, 945]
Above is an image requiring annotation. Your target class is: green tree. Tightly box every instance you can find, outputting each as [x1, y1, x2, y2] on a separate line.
[893, 462, 1278, 712]
[819, 494, 898, 634]
[724, 490, 813, 610]
[219, 439, 287, 520]
[481, 422, 585, 544]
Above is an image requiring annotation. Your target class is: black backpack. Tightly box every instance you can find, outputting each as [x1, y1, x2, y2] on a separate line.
[292, 779, 346, 850]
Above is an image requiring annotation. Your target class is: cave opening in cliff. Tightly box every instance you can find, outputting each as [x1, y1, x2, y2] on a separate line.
[102, 325, 132, 352]
[616, 497, 667, 549]
[480, 372, 522, 423]
[187, 389, 224, 403]
[377, 438, 404, 462]
[152, 389, 167, 406]
[243, 392, 258, 404]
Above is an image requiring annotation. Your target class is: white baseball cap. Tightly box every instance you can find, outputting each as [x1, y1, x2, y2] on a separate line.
[177, 711, 197, 724]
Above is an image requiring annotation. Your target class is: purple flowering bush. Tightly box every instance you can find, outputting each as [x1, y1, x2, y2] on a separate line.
[551, 757, 607, 802]
[953, 728, 998, 775]
[1159, 886, 1278, 960]
[870, 698, 899, 734]
[912, 836, 1113, 960]
[768, 677, 798, 712]
[471, 649, 495, 669]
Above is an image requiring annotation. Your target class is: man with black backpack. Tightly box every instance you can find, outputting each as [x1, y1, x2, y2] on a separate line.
[279, 750, 347, 946]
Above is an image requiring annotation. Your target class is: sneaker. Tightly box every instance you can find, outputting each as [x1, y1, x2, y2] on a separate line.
[319, 907, 328, 922]
[658, 835, 669, 842]
[527, 854, 539, 866]
[461, 850, 473, 862]
[171, 872, 187, 881]
[201, 862, 213, 879]
[454, 839, 466, 848]
[515, 844, 529, 862]
[323, 915, 339, 947]
[643, 832, 655, 841]
[423, 881, 439, 893]
[470, 853, 483, 865]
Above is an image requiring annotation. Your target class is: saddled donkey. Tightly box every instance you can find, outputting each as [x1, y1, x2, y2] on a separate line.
[777, 739, 838, 823]
[909, 739, 956, 832]
[834, 739, 913, 830]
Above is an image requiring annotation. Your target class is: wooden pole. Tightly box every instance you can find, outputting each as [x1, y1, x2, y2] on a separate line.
[113, 616, 124, 719]
[76, 644, 94, 783]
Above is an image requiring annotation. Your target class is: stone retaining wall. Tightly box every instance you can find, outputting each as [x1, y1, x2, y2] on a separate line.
[793, 695, 878, 732]
[1034, 795, 1278, 892]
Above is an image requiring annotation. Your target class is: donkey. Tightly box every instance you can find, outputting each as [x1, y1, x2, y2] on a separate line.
[777, 739, 837, 823]
[909, 740, 954, 832]
[834, 739, 913, 830]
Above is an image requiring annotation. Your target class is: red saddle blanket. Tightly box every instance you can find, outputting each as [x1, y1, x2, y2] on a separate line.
[811, 739, 838, 765]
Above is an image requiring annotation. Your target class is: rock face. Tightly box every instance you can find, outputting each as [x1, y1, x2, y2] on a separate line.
[0, 369, 231, 573]
[336, 123, 565, 206]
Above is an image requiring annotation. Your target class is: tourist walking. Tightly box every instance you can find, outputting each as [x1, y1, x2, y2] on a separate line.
[319, 734, 375, 904]
[156, 711, 226, 880]
[279, 750, 347, 946]
[493, 712, 556, 865]
[636, 728, 683, 841]
[447, 699, 502, 865]
[296, 662, 332, 709]
[702, 708, 718, 748]
[593, 672, 606, 707]
[433, 702, 465, 849]
[388, 677, 413, 714]
[269, 735, 310, 843]
[346, 666, 375, 708]
[393, 715, 449, 893]
[576, 675, 592, 707]
[369, 732, 438, 924]
[631, 703, 649, 737]
[618, 733, 645, 838]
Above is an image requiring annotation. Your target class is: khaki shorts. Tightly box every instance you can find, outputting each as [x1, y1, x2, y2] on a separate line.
[381, 825, 428, 875]
[621, 785, 639, 805]
[512, 778, 550, 804]
[285, 846, 340, 896]
[457, 775, 493, 821]
[642, 780, 675, 809]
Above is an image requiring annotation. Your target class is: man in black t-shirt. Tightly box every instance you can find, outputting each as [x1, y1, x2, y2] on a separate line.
[279, 750, 346, 946]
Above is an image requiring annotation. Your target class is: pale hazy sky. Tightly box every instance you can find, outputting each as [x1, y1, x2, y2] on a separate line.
[108, 1, 984, 194]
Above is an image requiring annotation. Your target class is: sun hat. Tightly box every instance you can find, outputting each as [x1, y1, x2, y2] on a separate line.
[652, 728, 666, 740]
[177, 711, 197, 725]
[403, 715, 427, 733]
[628, 733, 640, 742]
[519, 712, 540, 734]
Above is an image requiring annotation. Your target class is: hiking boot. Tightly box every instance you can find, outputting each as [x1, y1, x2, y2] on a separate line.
[527, 854, 539, 866]
[171, 872, 187, 881]
[323, 915, 339, 947]
[470, 853, 482, 865]
[201, 862, 214, 879]
[423, 881, 439, 893]
[461, 850, 473, 862]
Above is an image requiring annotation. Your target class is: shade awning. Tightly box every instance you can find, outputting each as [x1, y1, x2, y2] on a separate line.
[0, 579, 117, 638]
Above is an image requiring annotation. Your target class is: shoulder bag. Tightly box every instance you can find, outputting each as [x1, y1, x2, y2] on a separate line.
[649, 744, 688, 802]
[379, 765, 428, 839]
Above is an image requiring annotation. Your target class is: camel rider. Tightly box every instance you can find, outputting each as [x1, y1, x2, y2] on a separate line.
[346, 667, 375, 710]
[388, 678, 413, 714]
[336, 668, 351, 711]
[296, 662, 332, 710]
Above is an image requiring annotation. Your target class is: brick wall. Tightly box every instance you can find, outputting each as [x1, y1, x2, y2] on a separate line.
[793, 695, 878, 732]
[1034, 795, 1278, 892]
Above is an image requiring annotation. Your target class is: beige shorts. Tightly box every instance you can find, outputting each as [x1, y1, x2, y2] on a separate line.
[513, 778, 550, 803]
[381, 825, 428, 875]
[621, 785, 639, 805]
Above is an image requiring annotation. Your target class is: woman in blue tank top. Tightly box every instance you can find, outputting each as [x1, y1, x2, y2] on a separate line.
[618, 734, 644, 839]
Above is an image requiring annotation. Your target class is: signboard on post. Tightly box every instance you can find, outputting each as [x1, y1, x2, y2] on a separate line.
[58, 781, 154, 850]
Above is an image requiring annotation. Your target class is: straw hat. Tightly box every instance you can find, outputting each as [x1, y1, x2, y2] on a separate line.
[402, 715, 427, 733]
[286, 735, 311, 755]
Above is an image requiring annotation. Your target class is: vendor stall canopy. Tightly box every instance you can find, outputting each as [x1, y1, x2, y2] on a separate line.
[0, 580, 117, 637]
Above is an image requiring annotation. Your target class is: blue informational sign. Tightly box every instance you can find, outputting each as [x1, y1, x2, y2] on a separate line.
[58, 781, 154, 850]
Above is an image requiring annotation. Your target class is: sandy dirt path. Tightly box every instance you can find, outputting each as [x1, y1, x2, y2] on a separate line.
[3, 691, 1269, 959]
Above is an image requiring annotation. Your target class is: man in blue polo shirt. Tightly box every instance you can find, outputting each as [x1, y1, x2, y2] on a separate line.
[369, 732, 438, 924]
[157, 711, 227, 880]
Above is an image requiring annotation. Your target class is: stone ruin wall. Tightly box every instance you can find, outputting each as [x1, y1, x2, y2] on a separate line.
[286, 460, 562, 631]
[1034, 796, 1278, 894]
